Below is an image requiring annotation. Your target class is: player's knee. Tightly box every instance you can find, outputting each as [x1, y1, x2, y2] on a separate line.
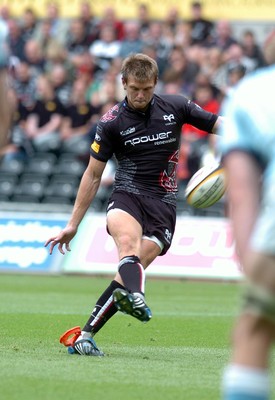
[241, 282, 275, 325]
[117, 235, 141, 257]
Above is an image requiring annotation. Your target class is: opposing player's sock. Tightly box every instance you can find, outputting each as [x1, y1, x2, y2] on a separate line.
[118, 255, 145, 295]
[82, 280, 125, 335]
[222, 364, 270, 399]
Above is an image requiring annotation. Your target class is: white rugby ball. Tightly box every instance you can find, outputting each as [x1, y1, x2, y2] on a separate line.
[185, 163, 226, 208]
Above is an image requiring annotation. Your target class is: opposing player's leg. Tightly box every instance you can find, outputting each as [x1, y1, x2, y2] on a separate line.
[222, 254, 275, 399]
[222, 152, 275, 399]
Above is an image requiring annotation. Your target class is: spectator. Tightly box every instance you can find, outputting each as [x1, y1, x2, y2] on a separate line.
[35, 1, 69, 46]
[12, 61, 37, 109]
[66, 19, 93, 72]
[48, 63, 72, 107]
[66, 18, 92, 55]
[23, 39, 45, 77]
[74, 51, 95, 84]
[7, 18, 26, 61]
[163, 6, 180, 34]
[182, 82, 221, 176]
[162, 45, 200, 97]
[225, 42, 256, 73]
[60, 77, 99, 155]
[137, 3, 151, 40]
[118, 21, 144, 59]
[183, 82, 220, 139]
[20, 7, 38, 42]
[188, 1, 214, 46]
[78, 1, 99, 41]
[173, 20, 192, 49]
[200, 46, 223, 80]
[210, 19, 238, 51]
[0, 88, 33, 163]
[88, 64, 123, 108]
[240, 29, 266, 70]
[35, 18, 63, 58]
[225, 62, 246, 96]
[43, 41, 75, 82]
[99, 6, 124, 41]
[89, 25, 121, 76]
[25, 74, 65, 153]
[142, 21, 173, 77]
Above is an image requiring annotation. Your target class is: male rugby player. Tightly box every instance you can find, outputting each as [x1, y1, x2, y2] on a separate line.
[45, 53, 223, 356]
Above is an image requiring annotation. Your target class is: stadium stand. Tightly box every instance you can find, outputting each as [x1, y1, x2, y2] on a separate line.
[0, 2, 273, 216]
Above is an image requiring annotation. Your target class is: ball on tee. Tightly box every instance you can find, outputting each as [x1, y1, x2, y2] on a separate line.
[185, 163, 226, 208]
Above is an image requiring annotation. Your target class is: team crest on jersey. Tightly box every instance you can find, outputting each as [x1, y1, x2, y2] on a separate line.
[163, 114, 174, 122]
[160, 150, 179, 192]
[100, 105, 119, 123]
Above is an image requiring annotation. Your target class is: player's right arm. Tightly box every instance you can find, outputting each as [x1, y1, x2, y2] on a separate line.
[45, 156, 107, 254]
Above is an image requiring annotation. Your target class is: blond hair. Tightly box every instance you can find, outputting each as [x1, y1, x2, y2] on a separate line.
[121, 53, 158, 83]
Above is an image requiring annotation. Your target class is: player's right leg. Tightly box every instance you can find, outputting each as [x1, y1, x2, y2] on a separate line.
[222, 252, 275, 399]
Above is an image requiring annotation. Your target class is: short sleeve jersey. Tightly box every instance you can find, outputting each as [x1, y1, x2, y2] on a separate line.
[90, 94, 218, 205]
[220, 65, 275, 172]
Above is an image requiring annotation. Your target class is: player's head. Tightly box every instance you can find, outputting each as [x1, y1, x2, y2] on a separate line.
[121, 53, 158, 112]
[121, 53, 158, 85]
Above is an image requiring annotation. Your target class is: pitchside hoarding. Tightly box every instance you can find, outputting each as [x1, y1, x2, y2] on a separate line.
[62, 214, 242, 280]
[0, 212, 242, 279]
[0, 213, 67, 272]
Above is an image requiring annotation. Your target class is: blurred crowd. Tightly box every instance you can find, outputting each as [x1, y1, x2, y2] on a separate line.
[0, 0, 272, 203]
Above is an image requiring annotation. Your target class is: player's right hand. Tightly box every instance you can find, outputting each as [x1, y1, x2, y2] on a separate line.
[44, 225, 78, 255]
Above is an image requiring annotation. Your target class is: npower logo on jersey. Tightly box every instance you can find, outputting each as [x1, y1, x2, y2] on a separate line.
[124, 131, 172, 146]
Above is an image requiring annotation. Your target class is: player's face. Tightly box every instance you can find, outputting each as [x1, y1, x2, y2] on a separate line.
[123, 76, 156, 112]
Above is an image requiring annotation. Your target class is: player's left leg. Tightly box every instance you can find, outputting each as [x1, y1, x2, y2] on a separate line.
[108, 208, 161, 322]
[64, 211, 161, 355]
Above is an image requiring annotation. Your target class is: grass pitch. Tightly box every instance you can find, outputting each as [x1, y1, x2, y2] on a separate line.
[0, 274, 245, 400]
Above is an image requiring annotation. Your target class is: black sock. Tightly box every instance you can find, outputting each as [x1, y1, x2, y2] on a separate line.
[118, 255, 145, 295]
[82, 280, 125, 335]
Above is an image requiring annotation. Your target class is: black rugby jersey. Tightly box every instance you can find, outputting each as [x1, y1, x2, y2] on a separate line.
[90, 94, 218, 205]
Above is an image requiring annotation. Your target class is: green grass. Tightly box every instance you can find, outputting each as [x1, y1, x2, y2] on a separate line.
[0, 274, 247, 399]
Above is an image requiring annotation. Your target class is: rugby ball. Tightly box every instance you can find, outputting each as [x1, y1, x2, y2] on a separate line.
[185, 163, 226, 208]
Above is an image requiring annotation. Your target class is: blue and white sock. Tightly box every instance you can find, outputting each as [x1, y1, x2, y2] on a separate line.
[222, 364, 270, 400]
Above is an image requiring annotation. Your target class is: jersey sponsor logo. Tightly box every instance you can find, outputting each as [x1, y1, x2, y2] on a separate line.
[100, 105, 119, 123]
[163, 114, 175, 122]
[120, 127, 136, 136]
[124, 131, 172, 146]
[91, 141, 100, 153]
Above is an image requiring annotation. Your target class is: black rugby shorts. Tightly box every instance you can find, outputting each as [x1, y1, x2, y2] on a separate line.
[106, 191, 176, 255]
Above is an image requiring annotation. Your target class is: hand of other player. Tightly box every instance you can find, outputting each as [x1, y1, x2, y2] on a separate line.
[44, 225, 78, 255]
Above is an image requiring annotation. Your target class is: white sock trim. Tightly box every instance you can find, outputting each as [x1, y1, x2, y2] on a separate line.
[223, 364, 270, 396]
